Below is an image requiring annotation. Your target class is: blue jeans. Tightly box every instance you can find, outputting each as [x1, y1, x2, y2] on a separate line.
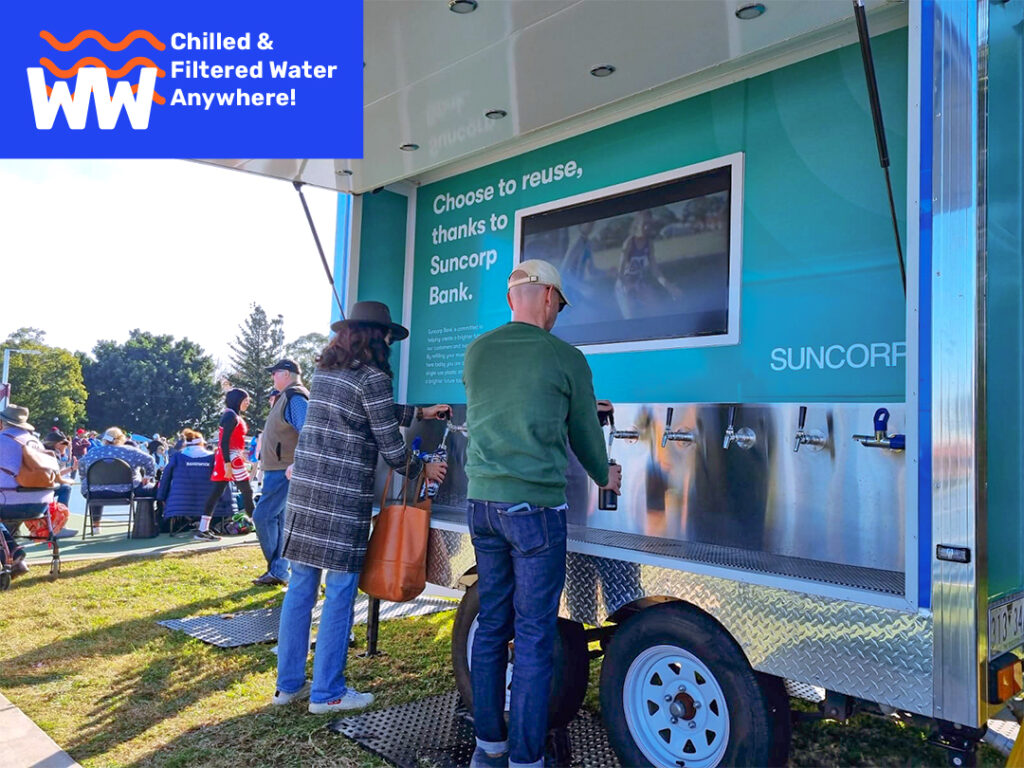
[55, 485, 71, 507]
[468, 500, 567, 768]
[275, 561, 359, 703]
[253, 470, 290, 581]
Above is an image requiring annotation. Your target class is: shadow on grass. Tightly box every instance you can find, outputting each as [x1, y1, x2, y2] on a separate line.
[2, 559, 283, 762]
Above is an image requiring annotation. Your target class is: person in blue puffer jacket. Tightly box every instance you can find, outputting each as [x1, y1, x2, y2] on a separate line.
[156, 429, 236, 524]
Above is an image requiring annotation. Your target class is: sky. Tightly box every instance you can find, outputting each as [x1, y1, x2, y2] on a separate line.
[0, 159, 338, 370]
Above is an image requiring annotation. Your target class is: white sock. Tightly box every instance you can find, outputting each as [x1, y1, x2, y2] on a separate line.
[199, 515, 211, 532]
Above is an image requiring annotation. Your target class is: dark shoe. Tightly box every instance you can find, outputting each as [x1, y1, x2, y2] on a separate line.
[10, 557, 28, 577]
[252, 573, 286, 586]
[469, 747, 509, 768]
[193, 530, 221, 542]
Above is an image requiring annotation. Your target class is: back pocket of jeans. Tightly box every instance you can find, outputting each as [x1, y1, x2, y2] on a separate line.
[496, 504, 547, 555]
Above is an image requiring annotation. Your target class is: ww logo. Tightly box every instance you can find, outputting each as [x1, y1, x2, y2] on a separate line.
[27, 68, 158, 129]
[27, 30, 167, 130]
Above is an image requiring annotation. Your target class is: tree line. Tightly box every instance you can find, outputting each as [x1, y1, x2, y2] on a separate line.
[3, 304, 327, 437]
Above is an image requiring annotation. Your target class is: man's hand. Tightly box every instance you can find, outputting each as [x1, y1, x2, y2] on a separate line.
[424, 461, 448, 484]
[597, 399, 614, 426]
[422, 404, 452, 420]
[600, 462, 622, 495]
[285, 463, 293, 480]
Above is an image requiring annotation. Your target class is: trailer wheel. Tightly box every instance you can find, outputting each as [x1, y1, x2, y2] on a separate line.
[452, 584, 589, 728]
[0, 571, 10, 591]
[599, 602, 780, 767]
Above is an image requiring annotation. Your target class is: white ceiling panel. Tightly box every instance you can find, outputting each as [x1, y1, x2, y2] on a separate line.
[203, 0, 905, 194]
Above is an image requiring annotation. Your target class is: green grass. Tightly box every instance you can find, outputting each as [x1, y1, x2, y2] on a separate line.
[0, 548, 1007, 767]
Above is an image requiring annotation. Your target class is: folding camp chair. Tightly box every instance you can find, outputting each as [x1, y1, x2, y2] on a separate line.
[84, 458, 136, 540]
[0, 489, 62, 579]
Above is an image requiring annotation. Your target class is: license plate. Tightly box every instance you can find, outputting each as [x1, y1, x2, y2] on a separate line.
[989, 594, 1024, 658]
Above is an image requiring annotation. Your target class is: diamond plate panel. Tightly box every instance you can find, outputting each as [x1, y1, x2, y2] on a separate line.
[428, 528, 933, 715]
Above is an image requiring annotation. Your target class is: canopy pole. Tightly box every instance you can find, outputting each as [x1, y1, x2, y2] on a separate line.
[293, 181, 346, 320]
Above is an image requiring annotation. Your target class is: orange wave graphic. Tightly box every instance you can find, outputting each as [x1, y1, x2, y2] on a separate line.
[40, 30, 166, 52]
[44, 83, 166, 105]
[40, 56, 165, 78]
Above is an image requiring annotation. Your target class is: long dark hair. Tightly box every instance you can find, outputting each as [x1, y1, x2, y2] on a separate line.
[318, 322, 392, 378]
[225, 388, 249, 413]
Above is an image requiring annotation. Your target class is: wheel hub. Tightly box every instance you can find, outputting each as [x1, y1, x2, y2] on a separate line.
[668, 692, 697, 721]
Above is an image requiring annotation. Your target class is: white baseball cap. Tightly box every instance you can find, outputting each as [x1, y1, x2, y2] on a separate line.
[507, 259, 571, 307]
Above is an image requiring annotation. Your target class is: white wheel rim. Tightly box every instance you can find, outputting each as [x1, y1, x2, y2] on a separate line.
[466, 616, 513, 711]
[622, 644, 730, 768]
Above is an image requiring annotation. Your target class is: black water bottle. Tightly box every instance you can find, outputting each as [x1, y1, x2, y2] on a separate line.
[598, 459, 618, 511]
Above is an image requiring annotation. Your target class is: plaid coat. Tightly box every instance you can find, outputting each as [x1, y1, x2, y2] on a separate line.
[282, 363, 420, 572]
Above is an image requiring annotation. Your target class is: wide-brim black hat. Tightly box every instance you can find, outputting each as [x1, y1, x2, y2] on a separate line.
[330, 300, 409, 341]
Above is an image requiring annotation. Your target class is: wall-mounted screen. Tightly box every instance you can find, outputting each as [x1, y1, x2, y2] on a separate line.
[515, 154, 743, 352]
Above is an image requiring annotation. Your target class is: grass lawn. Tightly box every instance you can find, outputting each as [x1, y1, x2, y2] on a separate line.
[0, 548, 1005, 767]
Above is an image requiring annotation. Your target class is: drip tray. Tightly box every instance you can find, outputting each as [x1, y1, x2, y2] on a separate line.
[328, 691, 621, 768]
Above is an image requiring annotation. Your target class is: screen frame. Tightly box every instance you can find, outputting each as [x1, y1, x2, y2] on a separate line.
[513, 151, 744, 354]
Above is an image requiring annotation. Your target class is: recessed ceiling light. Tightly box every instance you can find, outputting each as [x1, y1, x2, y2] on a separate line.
[735, 2, 766, 19]
[589, 64, 616, 78]
[449, 0, 478, 13]
[485, 109, 507, 120]
[399, 143, 420, 151]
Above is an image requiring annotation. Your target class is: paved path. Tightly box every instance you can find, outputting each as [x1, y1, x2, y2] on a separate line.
[0, 692, 81, 768]
[20, 482, 259, 564]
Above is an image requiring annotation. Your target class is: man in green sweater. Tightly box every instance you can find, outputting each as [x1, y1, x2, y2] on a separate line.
[462, 259, 622, 768]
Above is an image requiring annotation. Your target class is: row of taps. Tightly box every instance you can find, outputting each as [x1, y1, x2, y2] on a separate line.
[605, 406, 905, 453]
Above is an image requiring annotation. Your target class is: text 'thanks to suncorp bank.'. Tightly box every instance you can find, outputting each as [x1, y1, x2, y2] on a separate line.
[0, 3, 363, 158]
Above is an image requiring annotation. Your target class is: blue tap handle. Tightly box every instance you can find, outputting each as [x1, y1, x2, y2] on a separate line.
[889, 434, 906, 450]
[873, 408, 890, 433]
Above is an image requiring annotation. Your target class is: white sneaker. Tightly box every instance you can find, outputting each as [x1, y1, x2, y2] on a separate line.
[91, 526, 101, 536]
[308, 689, 375, 713]
[271, 680, 311, 706]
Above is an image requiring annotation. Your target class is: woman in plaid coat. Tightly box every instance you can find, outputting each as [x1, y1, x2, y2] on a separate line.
[274, 301, 449, 714]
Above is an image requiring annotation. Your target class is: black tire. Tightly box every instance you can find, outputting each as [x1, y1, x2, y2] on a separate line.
[756, 673, 792, 767]
[452, 584, 589, 728]
[0, 571, 10, 591]
[599, 602, 782, 767]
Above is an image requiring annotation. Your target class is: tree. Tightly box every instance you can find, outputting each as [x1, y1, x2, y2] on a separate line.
[228, 304, 285, 426]
[284, 332, 328, 382]
[82, 330, 221, 436]
[3, 328, 87, 431]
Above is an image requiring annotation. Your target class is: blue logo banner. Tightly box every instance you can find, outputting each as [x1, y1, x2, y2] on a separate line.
[0, 1, 363, 158]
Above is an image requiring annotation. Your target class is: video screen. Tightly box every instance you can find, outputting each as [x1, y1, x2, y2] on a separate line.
[519, 165, 734, 347]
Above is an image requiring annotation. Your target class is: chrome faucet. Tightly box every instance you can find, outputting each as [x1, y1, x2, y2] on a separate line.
[661, 407, 696, 447]
[606, 414, 639, 450]
[722, 406, 756, 450]
[793, 406, 827, 453]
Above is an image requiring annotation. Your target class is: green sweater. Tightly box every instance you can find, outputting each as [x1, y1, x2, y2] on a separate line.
[463, 321, 610, 507]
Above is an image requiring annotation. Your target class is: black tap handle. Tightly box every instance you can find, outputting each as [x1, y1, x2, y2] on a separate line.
[727, 406, 736, 427]
[798, 406, 807, 430]
[666, 407, 674, 428]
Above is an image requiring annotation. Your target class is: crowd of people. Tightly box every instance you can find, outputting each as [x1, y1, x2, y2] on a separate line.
[2, 259, 620, 768]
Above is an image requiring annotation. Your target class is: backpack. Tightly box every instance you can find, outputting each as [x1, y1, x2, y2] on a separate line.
[0, 432, 60, 488]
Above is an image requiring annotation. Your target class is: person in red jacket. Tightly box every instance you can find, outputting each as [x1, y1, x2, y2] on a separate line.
[196, 388, 253, 541]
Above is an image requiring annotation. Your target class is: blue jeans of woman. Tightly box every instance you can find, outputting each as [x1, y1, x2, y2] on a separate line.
[468, 500, 567, 768]
[275, 561, 359, 703]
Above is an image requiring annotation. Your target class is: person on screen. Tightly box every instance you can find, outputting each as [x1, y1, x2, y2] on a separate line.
[615, 209, 682, 319]
[560, 221, 597, 298]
